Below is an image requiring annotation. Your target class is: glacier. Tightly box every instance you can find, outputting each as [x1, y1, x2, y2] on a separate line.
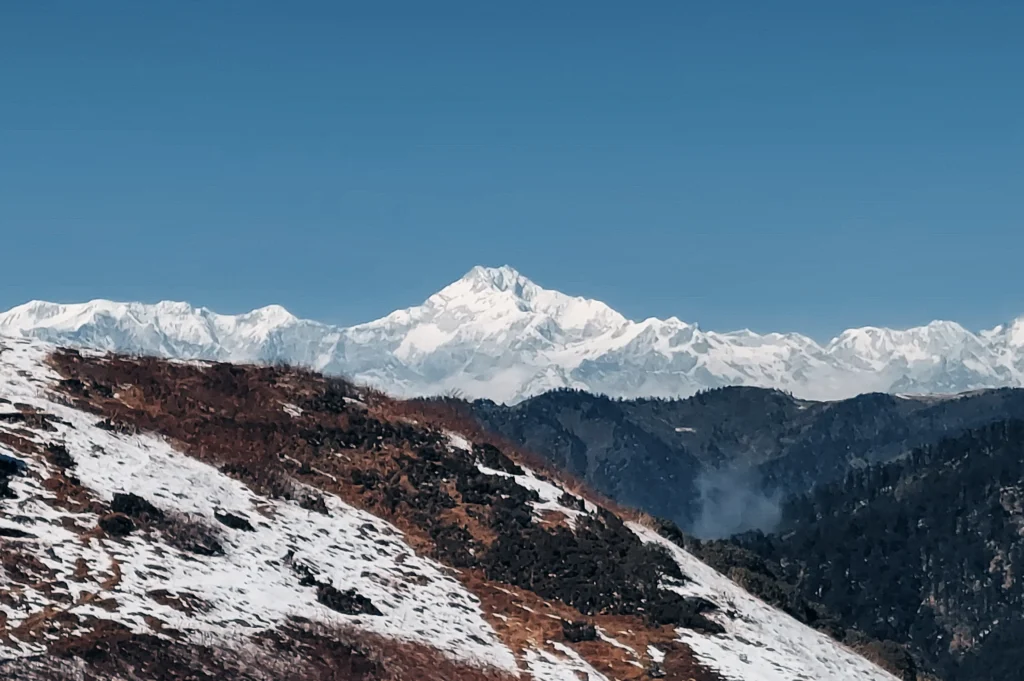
[1, 265, 1023, 403]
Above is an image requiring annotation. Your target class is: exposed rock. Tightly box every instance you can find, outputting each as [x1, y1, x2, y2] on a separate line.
[112, 492, 164, 522]
[561, 620, 597, 643]
[45, 443, 74, 469]
[316, 585, 382, 617]
[99, 513, 136, 537]
[214, 510, 255, 532]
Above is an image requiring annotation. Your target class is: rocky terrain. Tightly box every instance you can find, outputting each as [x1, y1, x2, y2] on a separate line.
[0, 337, 900, 680]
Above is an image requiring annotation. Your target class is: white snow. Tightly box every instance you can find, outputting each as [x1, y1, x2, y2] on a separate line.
[3, 266, 1022, 404]
[628, 522, 899, 681]
[446, 431, 473, 453]
[524, 644, 610, 681]
[0, 338, 518, 672]
[476, 464, 594, 527]
[595, 629, 639, 658]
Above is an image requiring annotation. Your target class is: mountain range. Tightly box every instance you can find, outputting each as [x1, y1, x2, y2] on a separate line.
[2, 265, 1024, 403]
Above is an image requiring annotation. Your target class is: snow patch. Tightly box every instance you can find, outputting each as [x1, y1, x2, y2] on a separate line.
[596, 628, 638, 657]
[627, 522, 898, 681]
[476, 463, 594, 527]
[446, 432, 473, 453]
[525, 644, 610, 681]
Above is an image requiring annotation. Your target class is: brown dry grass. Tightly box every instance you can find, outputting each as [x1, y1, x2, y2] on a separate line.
[287, 621, 522, 681]
[387, 397, 650, 522]
[41, 350, 725, 681]
[19, 617, 522, 681]
[464, 568, 723, 681]
[146, 589, 211, 616]
[0, 429, 44, 458]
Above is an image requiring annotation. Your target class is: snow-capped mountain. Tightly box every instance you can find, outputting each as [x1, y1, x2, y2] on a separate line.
[2, 265, 1023, 403]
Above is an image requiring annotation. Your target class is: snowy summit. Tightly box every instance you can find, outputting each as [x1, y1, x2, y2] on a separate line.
[2, 266, 1023, 403]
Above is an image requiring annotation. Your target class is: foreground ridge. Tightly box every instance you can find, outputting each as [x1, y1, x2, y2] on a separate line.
[0, 337, 897, 680]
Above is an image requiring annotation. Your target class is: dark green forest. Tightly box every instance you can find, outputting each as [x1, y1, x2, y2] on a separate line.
[469, 386, 1024, 534]
[729, 420, 1024, 681]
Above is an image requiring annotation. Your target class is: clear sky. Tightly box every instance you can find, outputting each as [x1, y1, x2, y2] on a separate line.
[2, 2, 1022, 339]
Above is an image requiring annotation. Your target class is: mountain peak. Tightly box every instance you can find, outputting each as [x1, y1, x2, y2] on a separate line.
[240, 304, 298, 327]
[425, 265, 539, 311]
[3, 270, 1024, 403]
[983, 314, 1024, 348]
[462, 265, 529, 292]
[1010, 316, 1024, 345]
[440, 265, 545, 306]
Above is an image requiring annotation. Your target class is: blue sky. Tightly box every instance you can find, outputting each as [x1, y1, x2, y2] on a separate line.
[2, 2, 1022, 339]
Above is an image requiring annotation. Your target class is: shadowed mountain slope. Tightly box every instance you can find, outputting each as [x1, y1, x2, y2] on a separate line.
[468, 386, 1024, 535]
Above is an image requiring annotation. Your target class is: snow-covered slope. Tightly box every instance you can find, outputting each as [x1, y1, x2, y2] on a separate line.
[0, 339, 518, 677]
[3, 265, 1023, 403]
[629, 524, 899, 681]
[0, 337, 899, 680]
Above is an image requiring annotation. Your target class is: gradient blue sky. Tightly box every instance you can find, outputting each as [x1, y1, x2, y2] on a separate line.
[2, 2, 1022, 339]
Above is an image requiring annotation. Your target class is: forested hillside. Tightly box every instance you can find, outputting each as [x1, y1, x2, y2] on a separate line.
[470, 387, 1024, 535]
[727, 420, 1024, 681]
